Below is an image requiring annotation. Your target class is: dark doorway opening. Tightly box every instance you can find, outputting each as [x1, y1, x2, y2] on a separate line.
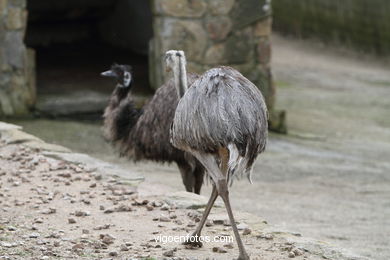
[25, 0, 153, 116]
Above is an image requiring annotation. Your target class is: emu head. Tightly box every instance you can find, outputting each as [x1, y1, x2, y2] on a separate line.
[164, 50, 186, 73]
[101, 64, 132, 88]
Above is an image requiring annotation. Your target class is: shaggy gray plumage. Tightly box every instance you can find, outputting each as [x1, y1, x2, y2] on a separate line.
[171, 66, 268, 183]
[103, 66, 205, 194]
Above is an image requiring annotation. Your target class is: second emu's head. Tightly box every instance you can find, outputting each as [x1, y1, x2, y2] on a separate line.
[164, 50, 186, 72]
[101, 64, 132, 88]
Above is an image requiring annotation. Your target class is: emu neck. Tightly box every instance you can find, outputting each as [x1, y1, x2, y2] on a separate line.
[174, 58, 188, 98]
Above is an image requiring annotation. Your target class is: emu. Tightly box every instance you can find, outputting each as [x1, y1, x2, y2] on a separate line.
[101, 64, 205, 194]
[166, 51, 268, 260]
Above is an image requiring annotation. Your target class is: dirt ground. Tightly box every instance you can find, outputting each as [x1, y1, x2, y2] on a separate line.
[7, 33, 390, 260]
[0, 141, 324, 260]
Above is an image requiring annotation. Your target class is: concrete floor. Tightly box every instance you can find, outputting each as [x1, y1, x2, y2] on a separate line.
[9, 33, 390, 260]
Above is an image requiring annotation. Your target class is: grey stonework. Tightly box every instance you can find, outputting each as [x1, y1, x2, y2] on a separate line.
[0, 0, 35, 117]
[149, 0, 283, 132]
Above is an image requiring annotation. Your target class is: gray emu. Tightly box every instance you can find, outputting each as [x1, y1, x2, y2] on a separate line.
[101, 64, 205, 194]
[165, 51, 268, 259]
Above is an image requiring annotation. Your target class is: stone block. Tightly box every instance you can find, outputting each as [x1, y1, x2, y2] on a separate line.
[254, 17, 272, 37]
[6, 7, 26, 30]
[230, 0, 270, 29]
[204, 43, 226, 65]
[154, 0, 206, 18]
[256, 37, 271, 65]
[159, 18, 207, 62]
[4, 31, 24, 68]
[0, 0, 7, 16]
[205, 16, 232, 41]
[8, 0, 25, 8]
[208, 0, 235, 15]
[225, 27, 253, 64]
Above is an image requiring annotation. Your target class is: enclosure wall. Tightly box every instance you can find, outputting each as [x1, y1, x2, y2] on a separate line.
[273, 0, 390, 54]
[0, 0, 35, 117]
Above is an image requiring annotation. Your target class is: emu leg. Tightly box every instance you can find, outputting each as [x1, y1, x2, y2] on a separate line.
[177, 162, 195, 193]
[217, 179, 249, 260]
[183, 185, 218, 247]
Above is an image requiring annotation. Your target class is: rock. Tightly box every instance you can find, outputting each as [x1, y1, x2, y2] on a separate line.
[160, 203, 169, 210]
[104, 208, 115, 214]
[205, 219, 213, 227]
[163, 249, 175, 257]
[68, 218, 76, 224]
[101, 234, 115, 245]
[159, 216, 171, 222]
[158, 19, 207, 62]
[74, 210, 89, 217]
[208, 0, 235, 15]
[292, 248, 304, 256]
[256, 37, 271, 65]
[108, 251, 118, 257]
[146, 204, 154, 211]
[93, 224, 110, 230]
[212, 246, 227, 253]
[224, 242, 234, 249]
[205, 16, 232, 41]
[29, 232, 40, 238]
[89, 182, 97, 188]
[155, 0, 207, 17]
[120, 244, 129, 251]
[254, 17, 272, 37]
[41, 207, 56, 214]
[237, 223, 249, 230]
[115, 204, 132, 212]
[242, 228, 252, 235]
[82, 229, 89, 234]
[288, 251, 296, 258]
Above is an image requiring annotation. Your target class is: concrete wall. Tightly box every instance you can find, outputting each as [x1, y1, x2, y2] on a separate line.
[273, 0, 390, 54]
[0, 0, 35, 117]
[149, 0, 275, 111]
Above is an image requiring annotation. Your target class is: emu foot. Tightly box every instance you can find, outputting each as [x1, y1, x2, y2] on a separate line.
[182, 234, 203, 248]
[236, 252, 250, 260]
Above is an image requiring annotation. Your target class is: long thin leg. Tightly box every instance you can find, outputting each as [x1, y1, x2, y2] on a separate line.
[217, 179, 249, 260]
[183, 185, 218, 247]
[217, 148, 249, 260]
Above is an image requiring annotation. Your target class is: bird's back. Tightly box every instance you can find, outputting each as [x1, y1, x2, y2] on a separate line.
[129, 73, 200, 163]
[171, 67, 268, 180]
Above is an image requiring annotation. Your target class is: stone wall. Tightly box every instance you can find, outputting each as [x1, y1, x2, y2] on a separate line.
[0, 0, 35, 117]
[273, 0, 390, 55]
[149, 0, 276, 112]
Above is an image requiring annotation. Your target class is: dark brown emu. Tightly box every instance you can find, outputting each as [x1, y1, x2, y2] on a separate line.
[101, 63, 205, 194]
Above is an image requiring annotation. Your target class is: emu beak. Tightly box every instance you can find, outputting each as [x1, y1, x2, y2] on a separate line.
[101, 70, 116, 77]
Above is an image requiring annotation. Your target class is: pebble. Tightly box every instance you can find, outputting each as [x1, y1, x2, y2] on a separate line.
[224, 243, 234, 249]
[288, 251, 296, 258]
[68, 218, 76, 224]
[163, 249, 175, 257]
[205, 219, 214, 227]
[120, 244, 129, 251]
[74, 210, 89, 217]
[89, 183, 97, 188]
[159, 216, 171, 222]
[212, 246, 227, 253]
[101, 234, 115, 245]
[242, 228, 252, 235]
[109, 251, 118, 257]
[41, 207, 56, 214]
[29, 232, 40, 238]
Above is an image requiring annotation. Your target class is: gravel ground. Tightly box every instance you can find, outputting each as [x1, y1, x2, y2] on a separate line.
[0, 140, 323, 260]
